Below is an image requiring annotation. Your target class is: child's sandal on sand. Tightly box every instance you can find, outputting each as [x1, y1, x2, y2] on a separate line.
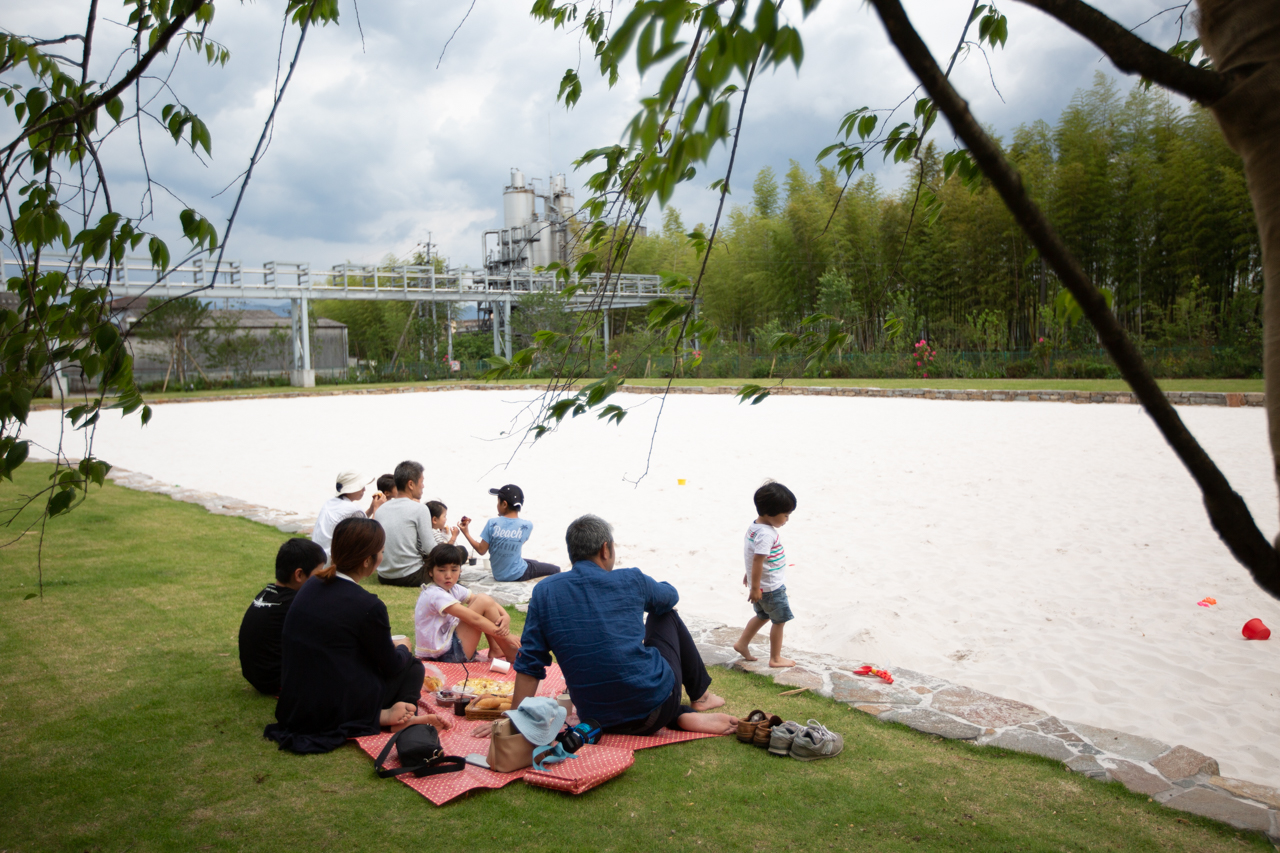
[737, 709, 767, 743]
[753, 714, 783, 747]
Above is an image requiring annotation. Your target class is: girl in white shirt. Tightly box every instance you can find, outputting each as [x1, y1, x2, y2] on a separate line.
[414, 544, 521, 663]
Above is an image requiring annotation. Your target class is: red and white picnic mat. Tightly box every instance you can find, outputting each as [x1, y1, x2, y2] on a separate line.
[354, 660, 722, 805]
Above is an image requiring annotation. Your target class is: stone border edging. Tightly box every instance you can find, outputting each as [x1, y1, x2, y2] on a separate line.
[29, 383, 1264, 411]
[674, 620, 1279, 842]
[59, 461, 1278, 843]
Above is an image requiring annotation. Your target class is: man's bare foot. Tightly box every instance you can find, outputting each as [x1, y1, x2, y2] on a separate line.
[732, 640, 758, 661]
[675, 712, 740, 735]
[380, 701, 416, 728]
[690, 692, 726, 711]
[768, 657, 796, 668]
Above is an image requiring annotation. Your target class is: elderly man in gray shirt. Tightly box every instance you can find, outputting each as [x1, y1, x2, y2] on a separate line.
[375, 460, 437, 587]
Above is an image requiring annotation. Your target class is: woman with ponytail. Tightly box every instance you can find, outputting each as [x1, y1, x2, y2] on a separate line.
[265, 516, 451, 753]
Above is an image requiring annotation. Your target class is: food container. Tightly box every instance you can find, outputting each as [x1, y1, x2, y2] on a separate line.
[433, 690, 478, 708]
[421, 662, 445, 694]
[465, 695, 514, 721]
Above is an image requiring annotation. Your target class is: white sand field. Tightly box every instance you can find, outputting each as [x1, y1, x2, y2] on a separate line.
[25, 390, 1280, 786]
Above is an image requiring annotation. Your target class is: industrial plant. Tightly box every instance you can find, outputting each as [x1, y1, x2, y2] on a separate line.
[482, 169, 577, 275]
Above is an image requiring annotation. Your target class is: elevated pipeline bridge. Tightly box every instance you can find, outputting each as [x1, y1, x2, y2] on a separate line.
[5, 255, 686, 386]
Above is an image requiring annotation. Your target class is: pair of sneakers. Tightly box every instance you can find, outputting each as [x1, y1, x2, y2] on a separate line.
[768, 719, 844, 761]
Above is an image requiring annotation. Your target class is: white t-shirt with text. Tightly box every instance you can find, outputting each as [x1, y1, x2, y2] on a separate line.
[743, 521, 787, 592]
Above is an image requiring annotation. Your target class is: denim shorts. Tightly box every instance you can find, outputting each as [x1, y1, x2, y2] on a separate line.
[752, 585, 794, 624]
[421, 633, 476, 664]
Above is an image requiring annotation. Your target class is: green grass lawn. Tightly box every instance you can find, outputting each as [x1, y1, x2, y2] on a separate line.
[0, 463, 1270, 852]
[30, 375, 1264, 409]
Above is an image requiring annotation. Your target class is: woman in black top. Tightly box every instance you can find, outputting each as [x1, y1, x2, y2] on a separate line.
[265, 516, 451, 753]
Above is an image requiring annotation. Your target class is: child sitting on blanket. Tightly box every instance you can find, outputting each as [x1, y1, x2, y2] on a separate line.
[414, 543, 522, 664]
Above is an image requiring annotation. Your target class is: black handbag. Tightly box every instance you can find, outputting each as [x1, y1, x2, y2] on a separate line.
[374, 724, 467, 778]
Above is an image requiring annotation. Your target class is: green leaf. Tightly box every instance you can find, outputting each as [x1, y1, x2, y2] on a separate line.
[557, 68, 582, 108]
[3, 439, 28, 477]
[47, 487, 75, 517]
[105, 96, 124, 124]
[736, 384, 772, 405]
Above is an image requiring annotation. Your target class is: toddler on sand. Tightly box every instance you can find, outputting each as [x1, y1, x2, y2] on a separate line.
[733, 481, 797, 668]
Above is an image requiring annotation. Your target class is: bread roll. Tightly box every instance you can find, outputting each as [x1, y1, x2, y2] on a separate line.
[476, 696, 503, 710]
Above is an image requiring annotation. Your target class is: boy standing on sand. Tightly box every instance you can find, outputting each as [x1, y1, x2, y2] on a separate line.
[733, 481, 797, 668]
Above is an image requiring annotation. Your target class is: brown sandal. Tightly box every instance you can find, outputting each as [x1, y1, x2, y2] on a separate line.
[754, 714, 783, 747]
[737, 709, 767, 743]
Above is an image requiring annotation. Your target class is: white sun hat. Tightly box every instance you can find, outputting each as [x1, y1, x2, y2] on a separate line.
[334, 471, 373, 496]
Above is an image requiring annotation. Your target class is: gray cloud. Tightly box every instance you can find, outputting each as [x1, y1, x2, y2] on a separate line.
[8, 1, 1200, 271]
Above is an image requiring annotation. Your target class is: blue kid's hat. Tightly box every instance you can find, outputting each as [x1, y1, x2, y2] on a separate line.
[502, 696, 565, 746]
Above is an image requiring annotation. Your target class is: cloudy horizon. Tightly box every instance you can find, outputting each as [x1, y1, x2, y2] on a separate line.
[7, 1, 1198, 273]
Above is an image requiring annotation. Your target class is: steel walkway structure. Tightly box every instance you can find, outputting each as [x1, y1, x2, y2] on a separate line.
[5, 255, 677, 386]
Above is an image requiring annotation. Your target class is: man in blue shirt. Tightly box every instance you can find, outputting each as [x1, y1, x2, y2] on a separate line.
[511, 514, 739, 735]
[460, 484, 561, 582]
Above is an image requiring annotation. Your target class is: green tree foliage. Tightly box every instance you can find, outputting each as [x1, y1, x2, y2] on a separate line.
[131, 297, 211, 391]
[1, 0, 340, 536]
[619, 76, 1259, 359]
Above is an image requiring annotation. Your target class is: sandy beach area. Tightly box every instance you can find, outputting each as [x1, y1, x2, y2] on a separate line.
[24, 389, 1280, 787]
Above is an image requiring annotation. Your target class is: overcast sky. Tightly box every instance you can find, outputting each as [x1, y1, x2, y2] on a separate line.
[9, 0, 1197, 271]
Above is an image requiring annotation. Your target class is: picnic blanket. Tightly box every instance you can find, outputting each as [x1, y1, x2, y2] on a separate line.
[354, 658, 723, 804]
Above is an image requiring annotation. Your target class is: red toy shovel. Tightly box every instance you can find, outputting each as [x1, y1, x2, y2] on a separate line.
[1242, 618, 1271, 640]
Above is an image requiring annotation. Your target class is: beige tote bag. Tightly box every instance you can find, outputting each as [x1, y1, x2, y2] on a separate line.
[486, 717, 534, 773]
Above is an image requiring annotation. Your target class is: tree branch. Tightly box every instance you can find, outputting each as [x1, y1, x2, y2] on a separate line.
[868, 0, 1280, 599]
[3, 1, 207, 157]
[1013, 0, 1230, 104]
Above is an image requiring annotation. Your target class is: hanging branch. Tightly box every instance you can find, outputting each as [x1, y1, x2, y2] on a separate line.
[1012, 0, 1229, 104]
[867, 0, 1280, 598]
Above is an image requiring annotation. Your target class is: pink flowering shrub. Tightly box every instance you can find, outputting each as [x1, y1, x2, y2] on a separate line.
[912, 339, 936, 379]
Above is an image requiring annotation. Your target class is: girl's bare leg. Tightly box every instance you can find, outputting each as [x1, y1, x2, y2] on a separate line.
[485, 631, 521, 662]
[454, 622, 483, 658]
[465, 594, 519, 660]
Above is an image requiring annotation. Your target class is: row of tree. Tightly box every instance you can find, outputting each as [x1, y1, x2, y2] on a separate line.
[306, 77, 1260, 379]
[617, 75, 1260, 361]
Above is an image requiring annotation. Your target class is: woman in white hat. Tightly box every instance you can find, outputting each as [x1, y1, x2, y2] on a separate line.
[311, 471, 385, 554]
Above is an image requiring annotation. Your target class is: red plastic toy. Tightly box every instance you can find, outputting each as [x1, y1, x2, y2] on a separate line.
[853, 665, 894, 684]
[1242, 618, 1271, 640]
